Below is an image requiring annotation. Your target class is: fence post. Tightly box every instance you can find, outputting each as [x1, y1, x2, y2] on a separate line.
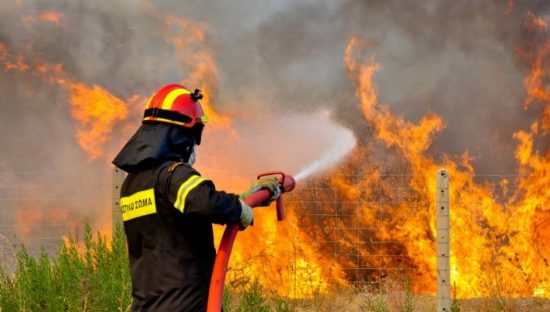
[436, 169, 451, 312]
[112, 166, 126, 236]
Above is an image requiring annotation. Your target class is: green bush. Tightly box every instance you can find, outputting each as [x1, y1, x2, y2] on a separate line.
[401, 279, 414, 312]
[223, 287, 234, 312]
[0, 222, 301, 312]
[451, 297, 461, 312]
[364, 291, 390, 312]
[0, 222, 131, 312]
[235, 281, 271, 312]
[224, 282, 297, 312]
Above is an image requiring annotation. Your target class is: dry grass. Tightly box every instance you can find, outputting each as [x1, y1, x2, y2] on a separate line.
[457, 297, 550, 312]
[283, 293, 550, 312]
[263, 285, 550, 312]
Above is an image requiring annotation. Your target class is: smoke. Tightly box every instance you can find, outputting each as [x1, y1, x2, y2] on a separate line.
[152, 0, 550, 173]
[231, 0, 550, 173]
[0, 0, 549, 250]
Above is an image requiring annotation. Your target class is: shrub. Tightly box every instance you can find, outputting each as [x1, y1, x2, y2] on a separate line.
[451, 298, 462, 312]
[401, 279, 414, 312]
[364, 291, 390, 312]
[235, 280, 271, 312]
[0, 222, 131, 311]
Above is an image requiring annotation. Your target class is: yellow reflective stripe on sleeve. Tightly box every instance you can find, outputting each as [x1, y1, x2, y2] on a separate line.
[174, 175, 207, 213]
[162, 88, 191, 110]
[120, 188, 157, 221]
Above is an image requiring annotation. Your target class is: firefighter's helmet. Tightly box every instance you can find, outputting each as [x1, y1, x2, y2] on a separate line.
[143, 84, 208, 129]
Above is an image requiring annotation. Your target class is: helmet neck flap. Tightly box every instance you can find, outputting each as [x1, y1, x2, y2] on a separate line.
[112, 123, 200, 173]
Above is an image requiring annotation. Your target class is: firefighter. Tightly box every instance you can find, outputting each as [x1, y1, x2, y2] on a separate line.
[113, 84, 278, 311]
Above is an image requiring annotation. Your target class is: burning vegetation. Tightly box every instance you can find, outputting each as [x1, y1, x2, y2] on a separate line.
[0, 0, 549, 303]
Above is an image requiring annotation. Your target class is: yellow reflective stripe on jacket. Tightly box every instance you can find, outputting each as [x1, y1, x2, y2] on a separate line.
[120, 188, 157, 221]
[174, 175, 207, 213]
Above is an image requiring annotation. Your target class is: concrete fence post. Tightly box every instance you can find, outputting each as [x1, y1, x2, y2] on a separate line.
[111, 166, 126, 236]
[436, 169, 451, 311]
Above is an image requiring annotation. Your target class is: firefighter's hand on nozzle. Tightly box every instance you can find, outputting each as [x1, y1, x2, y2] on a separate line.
[239, 200, 253, 230]
[239, 176, 280, 206]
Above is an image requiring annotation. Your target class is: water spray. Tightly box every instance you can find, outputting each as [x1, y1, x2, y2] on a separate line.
[294, 130, 357, 182]
[207, 171, 296, 312]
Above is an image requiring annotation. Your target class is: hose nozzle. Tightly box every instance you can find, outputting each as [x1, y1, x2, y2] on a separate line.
[256, 171, 295, 221]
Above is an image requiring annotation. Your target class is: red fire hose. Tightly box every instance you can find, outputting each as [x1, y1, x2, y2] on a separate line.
[207, 171, 296, 312]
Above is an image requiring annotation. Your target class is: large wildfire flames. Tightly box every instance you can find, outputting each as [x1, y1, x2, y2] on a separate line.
[1, 0, 549, 300]
[339, 25, 550, 297]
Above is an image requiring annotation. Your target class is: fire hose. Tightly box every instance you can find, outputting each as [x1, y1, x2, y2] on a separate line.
[207, 171, 296, 312]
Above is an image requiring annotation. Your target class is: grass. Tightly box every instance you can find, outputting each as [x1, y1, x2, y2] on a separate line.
[0, 223, 299, 312]
[0, 222, 132, 312]
[0, 224, 549, 311]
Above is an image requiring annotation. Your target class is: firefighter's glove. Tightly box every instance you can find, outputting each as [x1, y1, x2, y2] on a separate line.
[239, 200, 254, 230]
[239, 176, 280, 206]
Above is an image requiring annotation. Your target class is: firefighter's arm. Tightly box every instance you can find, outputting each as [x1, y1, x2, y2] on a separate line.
[162, 164, 248, 225]
[183, 181, 243, 224]
[167, 173, 242, 224]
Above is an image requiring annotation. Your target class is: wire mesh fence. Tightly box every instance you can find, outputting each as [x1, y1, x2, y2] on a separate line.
[0, 170, 109, 271]
[284, 174, 421, 289]
[0, 169, 546, 298]
[449, 174, 549, 298]
[208, 174, 435, 289]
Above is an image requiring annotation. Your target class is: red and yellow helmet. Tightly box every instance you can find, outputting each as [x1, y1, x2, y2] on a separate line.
[143, 84, 208, 128]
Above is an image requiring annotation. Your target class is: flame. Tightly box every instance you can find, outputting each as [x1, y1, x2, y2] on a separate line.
[0, 44, 133, 160]
[506, 0, 515, 14]
[15, 200, 80, 241]
[67, 83, 129, 160]
[335, 11, 549, 298]
[158, 15, 230, 127]
[45, 65, 136, 161]
[519, 11, 550, 135]
[0, 42, 30, 72]
[2, 4, 549, 301]
[24, 11, 64, 26]
[524, 11, 548, 33]
[220, 205, 347, 298]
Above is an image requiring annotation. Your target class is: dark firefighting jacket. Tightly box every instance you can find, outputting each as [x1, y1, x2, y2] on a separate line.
[120, 160, 242, 311]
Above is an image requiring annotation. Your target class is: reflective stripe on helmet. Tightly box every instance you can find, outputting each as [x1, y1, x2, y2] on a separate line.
[162, 88, 191, 110]
[174, 175, 207, 213]
[142, 84, 207, 128]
